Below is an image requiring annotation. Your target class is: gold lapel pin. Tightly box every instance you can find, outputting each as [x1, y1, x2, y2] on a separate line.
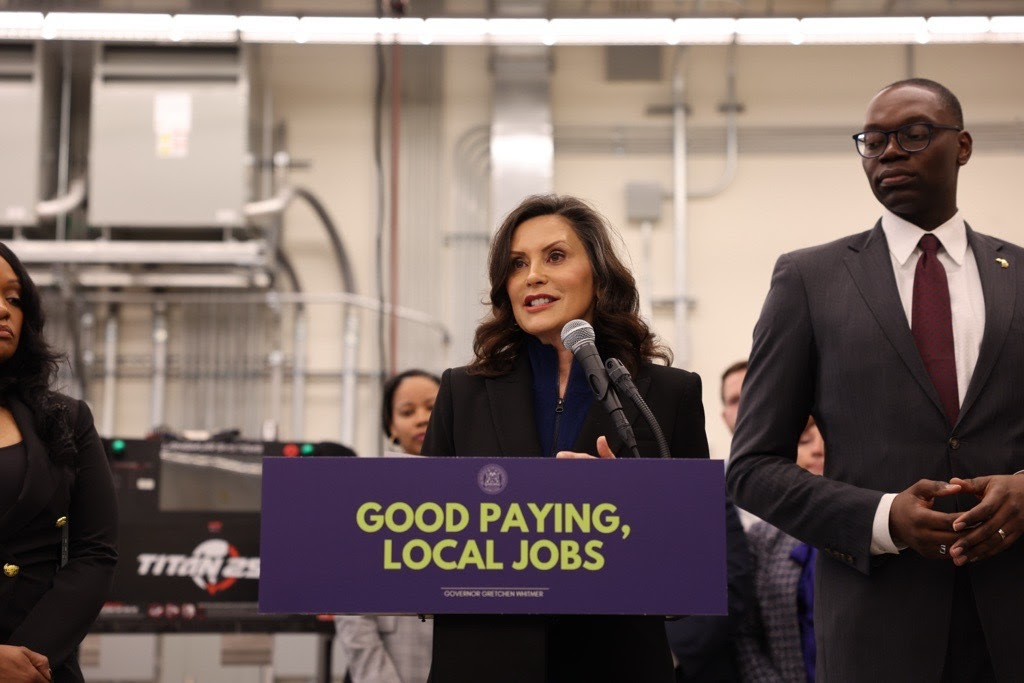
[996, 258, 1009, 269]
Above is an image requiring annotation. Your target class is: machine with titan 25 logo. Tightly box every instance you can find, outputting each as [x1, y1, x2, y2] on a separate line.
[95, 437, 353, 633]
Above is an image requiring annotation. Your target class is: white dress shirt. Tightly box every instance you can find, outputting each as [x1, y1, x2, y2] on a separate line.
[870, 209, 986, 555]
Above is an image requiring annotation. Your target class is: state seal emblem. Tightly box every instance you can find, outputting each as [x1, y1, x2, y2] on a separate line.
[477, 464, 508, 495]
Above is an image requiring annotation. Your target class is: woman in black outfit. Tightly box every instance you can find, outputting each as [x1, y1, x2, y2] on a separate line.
[422, 195, 709, 683]
[0, 243, 118, 682]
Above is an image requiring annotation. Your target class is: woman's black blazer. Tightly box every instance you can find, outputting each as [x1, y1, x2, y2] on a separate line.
[423, 354, 709, 461]
[0, 396, 118, 683]
[422, 353, 710, 683]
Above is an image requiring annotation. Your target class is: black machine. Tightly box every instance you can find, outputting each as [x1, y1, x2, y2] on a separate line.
[96, 437, 354, 635]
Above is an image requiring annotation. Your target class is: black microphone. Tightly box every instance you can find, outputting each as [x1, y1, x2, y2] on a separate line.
[560, 319, 640, 458]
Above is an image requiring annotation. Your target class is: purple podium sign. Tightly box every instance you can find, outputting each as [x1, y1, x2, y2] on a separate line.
[259, 457, 725, 616]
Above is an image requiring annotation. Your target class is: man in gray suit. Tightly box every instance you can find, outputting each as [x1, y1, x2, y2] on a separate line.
[727, 78, 1024, 681]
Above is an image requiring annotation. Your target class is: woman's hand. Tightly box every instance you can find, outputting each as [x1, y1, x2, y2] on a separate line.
[556, 435, 616, 459]
[0, 645, 50, 682]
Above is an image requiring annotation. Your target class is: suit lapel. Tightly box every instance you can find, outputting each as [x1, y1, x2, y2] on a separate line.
[0, 397, 63, 540]
[958, 228, 1015, 422]
[843, 222, 948, 420]
[485, 356, 543, 457]
[574, 371, 649, 457]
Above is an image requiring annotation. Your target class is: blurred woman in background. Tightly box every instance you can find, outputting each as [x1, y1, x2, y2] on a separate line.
[336, 369, 440, 683]
[737, 417, 825, 683]
[382, 369, 441, 457]
[0, 242, 118, 682]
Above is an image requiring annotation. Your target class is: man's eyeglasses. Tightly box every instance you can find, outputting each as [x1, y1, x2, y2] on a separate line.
[852, 122, 962, 159]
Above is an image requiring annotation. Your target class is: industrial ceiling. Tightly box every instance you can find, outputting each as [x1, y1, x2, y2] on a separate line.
[6, 0, 1024, 18]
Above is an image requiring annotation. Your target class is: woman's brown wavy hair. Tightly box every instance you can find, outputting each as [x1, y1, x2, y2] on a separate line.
[467, 194, 671, 377]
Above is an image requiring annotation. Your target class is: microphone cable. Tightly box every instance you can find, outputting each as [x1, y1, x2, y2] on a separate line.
[605, 358, 671, 459]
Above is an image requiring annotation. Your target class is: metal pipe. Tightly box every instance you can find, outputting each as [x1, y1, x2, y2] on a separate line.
[244, 301, 257, 436]
[78, 309, 95, 399]
[242, 185, 295, 218]
[185, 300, 197, 430]
[259, 69, 285, 277]
[150, 302, 168, 431]
[639, 219, 654, 321]
[222, 303, 237, 432]
[340, 309, 360, 447]
[101, 305, 119, 436]
[688, 43, 739, 200]
[671, 47, 690, 366]
[203, 299, 216, 431]
[267, 298, 284, 439]
[291, 307, 307, 438]
[261, 68, 274, 202]
[76, 290, 449, 342]
[388, 40, 402, 376]
[251, 311, 260, 436]
[54, 273, 87, 399]
[36, 176, 86, 218]
[55, 41, 72, 240]
[450, 125, 491, 367]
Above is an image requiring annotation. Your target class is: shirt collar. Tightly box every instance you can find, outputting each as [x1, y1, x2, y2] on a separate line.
[880, 208, 967, 267]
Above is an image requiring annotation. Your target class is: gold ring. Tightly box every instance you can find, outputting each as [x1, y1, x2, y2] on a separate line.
[998, 528, 1007, 541]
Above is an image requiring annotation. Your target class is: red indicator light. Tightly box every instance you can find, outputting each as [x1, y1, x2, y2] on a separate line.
[282, 443, 300, 457]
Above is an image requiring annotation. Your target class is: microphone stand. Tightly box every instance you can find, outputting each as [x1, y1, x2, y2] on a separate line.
[605, 358, 671, 459]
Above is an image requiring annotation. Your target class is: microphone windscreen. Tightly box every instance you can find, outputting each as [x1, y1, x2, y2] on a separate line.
[560, 319, 595, 352]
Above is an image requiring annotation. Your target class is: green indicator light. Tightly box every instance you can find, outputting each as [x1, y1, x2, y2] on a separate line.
[300, 443, 315, 456]
[112, 439, 126, 452]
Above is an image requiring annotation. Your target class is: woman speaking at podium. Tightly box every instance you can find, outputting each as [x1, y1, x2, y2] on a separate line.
[422, 195, 709, 682]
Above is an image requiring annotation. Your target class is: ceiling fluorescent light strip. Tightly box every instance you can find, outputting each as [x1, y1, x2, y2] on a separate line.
[170, 14, 239, 42]
[672, 18, 736, 44]
[422, 18, 491, 45]
[43, 12, 173, 41]
[991, 16, 1024, 32]
[923, 16, 992, 43]
[485, 18, 550, 45]
[797, 17, 927, 44]
[735, 17, 802, 44]
[989, 16, 1024, 42]
[238, 15, 299, 42]
[0, 11, 43, 39]
[548, 18, 675, 45]
[3, 13, 1024, 46]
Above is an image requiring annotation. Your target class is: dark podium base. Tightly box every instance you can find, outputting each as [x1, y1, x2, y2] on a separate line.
[428, 614, 674, 683]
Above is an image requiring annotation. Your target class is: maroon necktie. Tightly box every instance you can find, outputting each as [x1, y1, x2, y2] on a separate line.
[912, 233, 959, 427]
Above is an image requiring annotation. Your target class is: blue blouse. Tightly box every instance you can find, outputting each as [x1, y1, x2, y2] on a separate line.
[526, 336, 594, 457]
[790, 541, 817, 682]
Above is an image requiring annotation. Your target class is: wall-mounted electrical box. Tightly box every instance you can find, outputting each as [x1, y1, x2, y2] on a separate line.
[0, 42, 58, 226]
[88, 44, 249, 228]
